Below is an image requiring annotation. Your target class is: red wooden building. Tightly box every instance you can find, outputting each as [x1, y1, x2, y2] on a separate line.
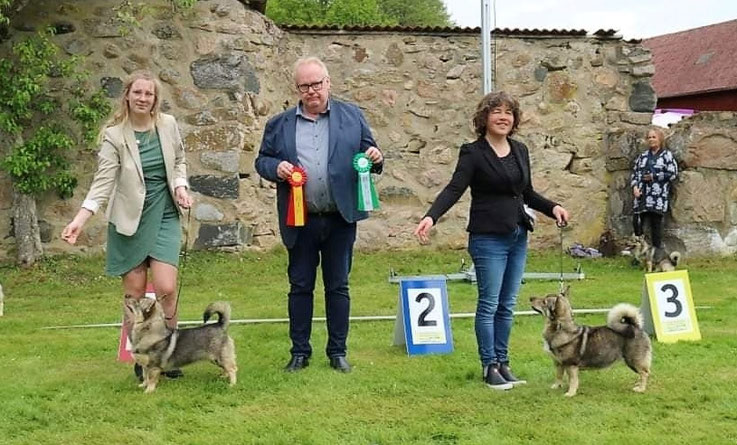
[643, 19, 737, 111]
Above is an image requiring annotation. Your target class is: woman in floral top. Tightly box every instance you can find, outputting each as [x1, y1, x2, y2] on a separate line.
[631, 127, 678, 249]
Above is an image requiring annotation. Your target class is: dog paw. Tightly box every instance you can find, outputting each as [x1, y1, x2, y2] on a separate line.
[564, 391, 577, 397]
[550, 382, 563, 389]
[144, 386, 156, 394]
[633, 386, 646, 393]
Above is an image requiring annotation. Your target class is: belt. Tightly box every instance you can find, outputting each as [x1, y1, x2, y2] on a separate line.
[309, 211, 339, 218]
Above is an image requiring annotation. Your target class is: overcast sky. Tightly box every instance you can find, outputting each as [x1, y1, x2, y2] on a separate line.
[442, 0, 737, 39]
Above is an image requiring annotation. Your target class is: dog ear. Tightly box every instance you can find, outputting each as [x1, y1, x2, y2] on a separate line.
[123, 297, 138, 319]
[562, 285, 570, 297]
[139, 297, 155, 313]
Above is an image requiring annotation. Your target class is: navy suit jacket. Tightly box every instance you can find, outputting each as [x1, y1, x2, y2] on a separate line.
[255, 99, 383, 249]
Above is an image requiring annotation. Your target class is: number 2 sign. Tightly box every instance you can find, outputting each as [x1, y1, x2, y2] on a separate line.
[393, 278, 454, 355]
[643, 270, 701, 343]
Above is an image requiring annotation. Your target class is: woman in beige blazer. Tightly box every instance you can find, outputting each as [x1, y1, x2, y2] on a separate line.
[62, 71, 192, 379]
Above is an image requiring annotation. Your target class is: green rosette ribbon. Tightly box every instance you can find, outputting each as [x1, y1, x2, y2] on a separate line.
[353, 152, 379, 211]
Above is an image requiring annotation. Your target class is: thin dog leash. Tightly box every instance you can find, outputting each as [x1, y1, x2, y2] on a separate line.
[167, 207, 191, 322]
[557, 220, 567, 293]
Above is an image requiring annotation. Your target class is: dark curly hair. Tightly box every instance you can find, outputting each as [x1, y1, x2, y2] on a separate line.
[472, 91, 521, 138]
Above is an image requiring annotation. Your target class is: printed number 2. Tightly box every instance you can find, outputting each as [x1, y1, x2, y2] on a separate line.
[415, 292, 437, 327]
[660, 284, 683, 318]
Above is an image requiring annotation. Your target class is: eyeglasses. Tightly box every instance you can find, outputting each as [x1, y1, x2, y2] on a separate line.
[296, 77, 327, 93]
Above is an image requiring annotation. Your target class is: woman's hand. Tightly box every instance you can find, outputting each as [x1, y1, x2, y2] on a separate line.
[175, 186, 193, 209]
[414, 216, 434, 244]
[552, 205, 570, 227]
[633, 186, 641, 198]
[61, 209, 93, 245]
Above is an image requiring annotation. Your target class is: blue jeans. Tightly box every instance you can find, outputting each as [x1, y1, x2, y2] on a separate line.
[287, 213, 356, 358]
[468, 226, 528, 366]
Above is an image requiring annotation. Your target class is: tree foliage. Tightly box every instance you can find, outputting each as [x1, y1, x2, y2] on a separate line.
[377, 0, 451, 27]
[0, 29, 111, 198]
[262, 0, 328, 26]
[325, 0, 388, 26]
[0, 0, 11, 24]
[266, 0, 452, 27]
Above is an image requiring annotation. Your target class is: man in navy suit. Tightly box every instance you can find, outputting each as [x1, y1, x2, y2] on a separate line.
[255, 57, 383, 373]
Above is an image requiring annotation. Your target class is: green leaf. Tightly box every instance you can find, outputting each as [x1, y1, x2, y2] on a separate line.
[0, 31, 113, 198]
[266, 0, 451, 26]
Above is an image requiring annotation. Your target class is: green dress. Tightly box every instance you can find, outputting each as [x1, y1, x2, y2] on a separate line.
[106, 130, 181, 276]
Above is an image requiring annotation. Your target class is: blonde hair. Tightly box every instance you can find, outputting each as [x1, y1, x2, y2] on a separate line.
[98, 71, 162, 142]
[647, 126, 666, 148]
[292, 57, 330, 83]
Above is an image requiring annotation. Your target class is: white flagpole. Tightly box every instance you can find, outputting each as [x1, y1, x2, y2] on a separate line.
[481, 0, 493, 94]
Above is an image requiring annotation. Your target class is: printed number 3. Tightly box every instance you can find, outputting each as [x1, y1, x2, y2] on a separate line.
[661, 283, 683, 318]
[415, 292, 437, 327]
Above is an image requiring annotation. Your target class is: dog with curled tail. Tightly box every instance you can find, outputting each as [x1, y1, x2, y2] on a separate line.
[530, 287, 651, 397]
[125, 297, 237, 393]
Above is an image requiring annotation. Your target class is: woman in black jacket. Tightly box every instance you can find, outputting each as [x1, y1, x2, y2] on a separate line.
[414, 91, 569, 390]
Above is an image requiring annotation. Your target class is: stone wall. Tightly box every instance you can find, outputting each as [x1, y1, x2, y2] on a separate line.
[1, 0, 734, 261]
[281, 30, 658, 251]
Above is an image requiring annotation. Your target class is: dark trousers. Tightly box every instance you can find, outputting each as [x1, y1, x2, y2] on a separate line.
[287, 213, 356, 358]
[633, 212, 664, 249]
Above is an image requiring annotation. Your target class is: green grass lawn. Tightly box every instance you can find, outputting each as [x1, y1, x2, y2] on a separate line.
[1, 249, 736, 444]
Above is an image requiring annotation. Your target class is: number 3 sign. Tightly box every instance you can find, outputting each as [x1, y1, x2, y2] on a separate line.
[393, 278, 454, 355]
[643, 270, 701, 343]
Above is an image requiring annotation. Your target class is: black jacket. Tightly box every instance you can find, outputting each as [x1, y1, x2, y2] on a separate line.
[425, 137, 557, 234]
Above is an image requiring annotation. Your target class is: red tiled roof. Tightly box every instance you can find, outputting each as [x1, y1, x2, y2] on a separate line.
[280, 24, 618, 38]
[643, 19, 737, 98]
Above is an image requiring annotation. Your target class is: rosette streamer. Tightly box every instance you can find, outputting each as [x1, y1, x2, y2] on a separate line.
[286, 167, 307, 226]
[353, 153, 379, 211]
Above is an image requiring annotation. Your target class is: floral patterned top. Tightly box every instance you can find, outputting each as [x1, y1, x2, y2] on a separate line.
[630, 147, 678, 214]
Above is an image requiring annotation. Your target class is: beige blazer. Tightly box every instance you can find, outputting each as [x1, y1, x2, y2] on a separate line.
[82, 113, 188, 236]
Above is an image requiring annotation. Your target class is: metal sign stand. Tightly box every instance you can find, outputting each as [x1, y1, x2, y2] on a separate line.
[388, 260, 585, 284]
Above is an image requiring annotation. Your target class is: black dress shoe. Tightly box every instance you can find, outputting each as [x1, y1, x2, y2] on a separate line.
[163, 368, 184, 379]
[284, 355, 309, 372]
[329, 356, 351, 373]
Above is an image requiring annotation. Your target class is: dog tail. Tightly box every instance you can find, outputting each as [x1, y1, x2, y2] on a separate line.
[670, 251, 681, 267]
[607, 303, 643, 338]
[203, 302, 231, 328]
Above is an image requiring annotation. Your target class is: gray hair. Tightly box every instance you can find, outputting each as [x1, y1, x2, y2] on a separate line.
[293, 56, 330, 82]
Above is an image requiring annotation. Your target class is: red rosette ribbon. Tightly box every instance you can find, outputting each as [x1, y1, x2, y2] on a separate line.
[286, 167, 307, 226]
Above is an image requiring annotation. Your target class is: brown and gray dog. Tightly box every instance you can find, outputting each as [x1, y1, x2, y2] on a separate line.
[530, 287, 651, 397]
[623, 235, 681, 273]
[125, 297, 238, 393]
